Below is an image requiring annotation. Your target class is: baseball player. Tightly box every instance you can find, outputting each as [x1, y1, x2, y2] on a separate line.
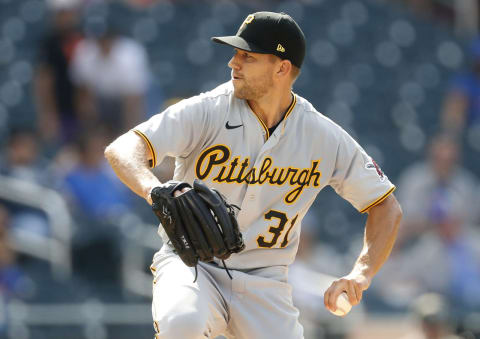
[105, 11, 402, 339]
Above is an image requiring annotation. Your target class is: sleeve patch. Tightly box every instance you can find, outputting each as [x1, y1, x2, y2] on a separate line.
[365, 159, 385, 182]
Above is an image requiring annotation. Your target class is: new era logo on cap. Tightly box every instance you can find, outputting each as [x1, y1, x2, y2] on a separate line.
[211, 11, 306, 68]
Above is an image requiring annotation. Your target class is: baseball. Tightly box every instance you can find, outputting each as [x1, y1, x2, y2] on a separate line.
[330, 292, 352, 317]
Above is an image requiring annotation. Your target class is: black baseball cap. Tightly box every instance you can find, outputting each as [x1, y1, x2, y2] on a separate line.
[211, 11, 306, 68]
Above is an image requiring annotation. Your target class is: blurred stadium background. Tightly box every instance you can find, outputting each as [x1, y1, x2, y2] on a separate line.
[0, 0, 479, 338]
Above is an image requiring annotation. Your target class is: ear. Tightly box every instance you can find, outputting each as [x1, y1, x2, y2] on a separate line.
[276, 60, 292, 79]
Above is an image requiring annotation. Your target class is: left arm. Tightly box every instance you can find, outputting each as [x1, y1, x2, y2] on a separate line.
[324, 193, 402, 313]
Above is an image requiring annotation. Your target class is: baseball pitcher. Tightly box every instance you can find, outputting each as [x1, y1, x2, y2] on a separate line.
[105, 11, 402, 339]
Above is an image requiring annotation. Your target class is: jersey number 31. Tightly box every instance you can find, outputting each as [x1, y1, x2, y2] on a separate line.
[257, 210, 299, 248]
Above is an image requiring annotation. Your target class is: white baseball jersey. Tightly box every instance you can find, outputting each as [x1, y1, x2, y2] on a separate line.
[134, 81, 395, 270]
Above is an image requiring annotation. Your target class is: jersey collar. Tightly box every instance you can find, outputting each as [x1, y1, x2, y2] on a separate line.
[280, 92, 297, 136]
[246, 92, 297, 141]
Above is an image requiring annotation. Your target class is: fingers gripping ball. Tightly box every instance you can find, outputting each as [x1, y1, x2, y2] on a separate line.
[330, 293, 352, 317]
[151, 179, 245, 270]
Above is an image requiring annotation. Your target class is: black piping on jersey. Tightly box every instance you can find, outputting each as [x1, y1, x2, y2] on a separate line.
[248, 93, 297, 140]
[133, 129, 157, 168]
[360, 186, 396, 213]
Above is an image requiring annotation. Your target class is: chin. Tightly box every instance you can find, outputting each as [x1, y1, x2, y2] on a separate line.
[232, 83, 256, 100]
[232, 87, 246, 100]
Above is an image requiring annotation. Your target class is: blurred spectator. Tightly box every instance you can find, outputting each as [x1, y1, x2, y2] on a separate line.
[34, 0, 83, 147]
[397, 133, 479, 244]
[0, 205, 30, 298]
[0, 128, 54, 185]
[61, 126, 133, 222]
[0, 204, 31, 335]
[60, 126, 134, 281]
[373, 133, 480, 310]
[0, 129, 54, 236]
[442, 38, 480, 134]
[401, 293, 460, 339]
[70, 16, 150, 138]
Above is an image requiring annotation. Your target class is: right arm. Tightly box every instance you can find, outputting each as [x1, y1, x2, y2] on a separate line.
[104, 130, 161, 205]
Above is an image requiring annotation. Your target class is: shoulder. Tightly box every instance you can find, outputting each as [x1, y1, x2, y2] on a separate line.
[179, 81, 233, 109]
[199, 81, 234, 101]
[294, 95, 327, 124]
[293, 94, 350, 139]
[160, 82, 233, 118]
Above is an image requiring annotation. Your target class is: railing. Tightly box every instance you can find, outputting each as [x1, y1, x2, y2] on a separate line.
[0, 175, 72, 280]
[118, 212, 161, 297]
[6, 300, 152, 339]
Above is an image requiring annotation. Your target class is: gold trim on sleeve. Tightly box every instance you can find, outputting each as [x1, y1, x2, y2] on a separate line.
[133, 129, 157, 168]
[360, 186, 396, 213]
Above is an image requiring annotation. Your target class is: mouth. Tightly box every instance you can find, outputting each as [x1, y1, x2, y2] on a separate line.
[232, 73, 243, 80]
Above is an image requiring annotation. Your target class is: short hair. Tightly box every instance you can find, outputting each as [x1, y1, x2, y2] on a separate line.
[268, 54, 301, 84]
[290, 65, 301, 83]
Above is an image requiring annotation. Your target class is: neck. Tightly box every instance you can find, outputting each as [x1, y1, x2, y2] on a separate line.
[247, 88, 293, 128]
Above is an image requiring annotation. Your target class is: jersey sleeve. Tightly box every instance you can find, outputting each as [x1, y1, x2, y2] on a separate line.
[132, 95, 210, 168]
[328, 129, 395, 213]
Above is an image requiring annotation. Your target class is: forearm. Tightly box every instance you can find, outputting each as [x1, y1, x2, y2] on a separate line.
[350, 194, 402, 284]
[104, 130, 161, 204]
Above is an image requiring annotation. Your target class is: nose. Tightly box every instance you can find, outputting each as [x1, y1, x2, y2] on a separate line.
[228, 53, 240, 70]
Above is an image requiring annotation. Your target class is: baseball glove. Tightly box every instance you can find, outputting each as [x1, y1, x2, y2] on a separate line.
[151, 179, 245, 279]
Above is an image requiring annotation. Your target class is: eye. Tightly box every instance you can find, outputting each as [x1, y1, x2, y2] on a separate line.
[233, 49, 255, 61]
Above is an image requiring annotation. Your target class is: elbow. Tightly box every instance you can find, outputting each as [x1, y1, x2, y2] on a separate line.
[104, 143, 112, 160]
[393, 197, 403, 225]
[104, 131, 144, 166]
[104, 141, 118, 164]
[390, 196, 403, 233]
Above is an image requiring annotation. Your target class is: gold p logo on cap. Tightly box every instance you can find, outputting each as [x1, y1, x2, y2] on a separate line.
[244, 14, 255, 24]
[240, 14, 254, 30]
[277, 44, 285, 52]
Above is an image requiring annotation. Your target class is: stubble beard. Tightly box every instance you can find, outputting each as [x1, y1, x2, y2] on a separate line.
[233, 76, 273, 101]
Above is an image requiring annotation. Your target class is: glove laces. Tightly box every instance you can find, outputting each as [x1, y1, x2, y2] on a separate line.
[221, 259, 233, 280]
[192, 202, 239, 283]
[192, 260, 233, 283]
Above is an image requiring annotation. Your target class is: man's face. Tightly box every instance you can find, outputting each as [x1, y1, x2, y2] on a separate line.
[228, 49, 276, 100]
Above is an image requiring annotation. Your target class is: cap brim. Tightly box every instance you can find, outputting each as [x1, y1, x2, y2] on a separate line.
[211, 36, 267, 54]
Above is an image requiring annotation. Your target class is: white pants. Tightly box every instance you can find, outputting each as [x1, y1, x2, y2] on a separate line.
[151, 246, 304, 339]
